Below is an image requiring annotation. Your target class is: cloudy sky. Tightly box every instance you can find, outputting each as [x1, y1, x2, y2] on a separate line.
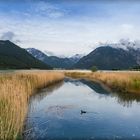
[0, 0, 140, 56]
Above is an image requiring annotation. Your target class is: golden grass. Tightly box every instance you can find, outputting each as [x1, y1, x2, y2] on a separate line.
[65, 71, 140, 94]
[1, 70, 140, 139]
[0, 71, 64, 140]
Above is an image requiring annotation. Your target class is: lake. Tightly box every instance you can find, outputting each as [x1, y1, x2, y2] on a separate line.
[24, 78, 140, 140]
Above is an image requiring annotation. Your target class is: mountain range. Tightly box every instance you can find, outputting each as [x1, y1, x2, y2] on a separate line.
[27, 44, 140, 70]
[74, 46, 139, 70]
[73, 39, 140, 70]
[26, 48, 82, 69]
[0, 40, 139, 70]
[0, 40, 51, 69]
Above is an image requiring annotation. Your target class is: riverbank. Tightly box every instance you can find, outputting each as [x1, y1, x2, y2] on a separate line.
[1, 70, 140, 139]
[65, 71, 140, 94]
[0, 71, 64, 140]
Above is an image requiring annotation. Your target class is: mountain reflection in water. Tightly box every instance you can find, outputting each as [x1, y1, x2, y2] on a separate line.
[24, 78, 140, 140]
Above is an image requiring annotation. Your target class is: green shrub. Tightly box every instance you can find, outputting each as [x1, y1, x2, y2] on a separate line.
[91, 66, 98, 72]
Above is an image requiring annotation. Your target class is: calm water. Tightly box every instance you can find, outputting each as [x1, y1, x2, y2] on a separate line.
[24, 78, 140, 140]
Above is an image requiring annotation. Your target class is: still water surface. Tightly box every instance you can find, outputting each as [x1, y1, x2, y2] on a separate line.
[24, 78, 140, 140]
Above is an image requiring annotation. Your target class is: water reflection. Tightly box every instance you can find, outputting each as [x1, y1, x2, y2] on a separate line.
[26, 78, 140, 118]
[112, 92, 140, 107]
[66, 78, 140, 107]
[24, 78, 140, 140]
[29, 81, 64, 103]
[81, 79, 140, 107]
[65, 78, 109, 95]
[45, 105, 75, 119]
[24, 81, 64, 139]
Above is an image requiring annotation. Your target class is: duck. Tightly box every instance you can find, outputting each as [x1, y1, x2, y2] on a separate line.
[81, 110, 87, 114]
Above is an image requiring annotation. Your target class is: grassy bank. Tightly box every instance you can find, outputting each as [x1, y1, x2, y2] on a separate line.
[65, 71, 140, 94]
[0, 71, 64, 140]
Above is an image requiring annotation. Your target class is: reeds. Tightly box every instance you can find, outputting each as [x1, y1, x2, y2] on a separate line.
[1, 70, 139, 139]
[65, 71, 140, 94]
[0, 71, 64, 140]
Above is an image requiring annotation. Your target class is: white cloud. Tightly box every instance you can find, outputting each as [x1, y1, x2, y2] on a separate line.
[32, 1, 66, 18]
[44, 50, 55, 56]
[0, 31, 20, 43]
[0, 1, 140, 56]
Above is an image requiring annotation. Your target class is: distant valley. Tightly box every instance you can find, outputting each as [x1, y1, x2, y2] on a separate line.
[26, 48, 83, 69]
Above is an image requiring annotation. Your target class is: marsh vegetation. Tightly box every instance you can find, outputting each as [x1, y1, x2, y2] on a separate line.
[65, 71, 140, 94]
[0, 70, 140, 139]
[0, 71, 64, 140]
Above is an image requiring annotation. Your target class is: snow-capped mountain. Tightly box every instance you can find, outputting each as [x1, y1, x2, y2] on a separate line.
[100, 39, 140, 50]
[98, 39, 140, 65]
[26, 48, 46, 61]
[69, 54, 85, 63]
[26, 48, 83, 69]
[26, 39, 140, 70]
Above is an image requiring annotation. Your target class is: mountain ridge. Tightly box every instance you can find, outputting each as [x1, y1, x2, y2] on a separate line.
[2, 40, 139, 70]
[0, 40, 51, 69]
[26, 48, 82, 69]
[74, 46, 138, 70]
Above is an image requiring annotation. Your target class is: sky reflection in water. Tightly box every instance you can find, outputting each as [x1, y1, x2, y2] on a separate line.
[24, 78, 140, 140]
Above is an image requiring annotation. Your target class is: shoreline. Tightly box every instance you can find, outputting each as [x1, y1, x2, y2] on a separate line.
[0, 70, 140, 139]
[65, 71, 140, 94]
[0, 71, 64, 140]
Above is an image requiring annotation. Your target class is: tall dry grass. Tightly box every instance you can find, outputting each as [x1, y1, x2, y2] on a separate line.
[0, 71, 64, 140]
[65, 71, 140, 94]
